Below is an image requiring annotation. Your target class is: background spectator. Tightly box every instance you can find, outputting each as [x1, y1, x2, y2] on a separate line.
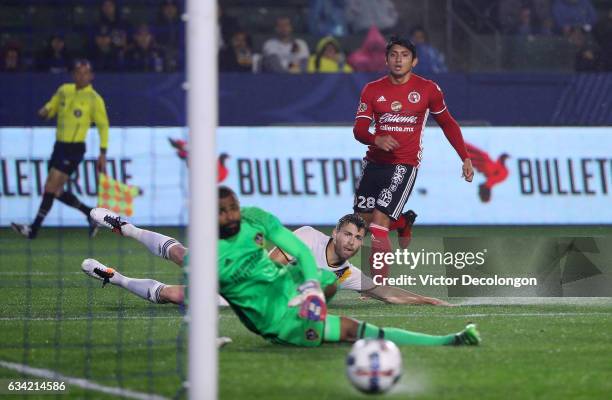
[552, 0, 597, 35]
[1, 0, 609, 75]
[155, 0, 182, 71]
[156, 0, 181, 48]
[345, 0, 398, 33]
[593, 7, 612, 70]
[124, 24, 165, 72]
[97, 0, 129, 54]
[218, 5, 240, 50]
[516, 6, 537, 36]
[307, 36, 352, 73]
[568, 27, 602, 71]
[532, 0, 554, 28]
[498, 0, 524, 34]
[219, 30, 257, 73]
[262, 16, 309, 73]
[1, 45, 23, 72]
[539, 17, 556, 35]
[88, 26, 122, 71]
[410, 27, 448, 74]
[347, 26, 387, 72]
[37, 35, 71, 73]
[308, 0, 347, 37]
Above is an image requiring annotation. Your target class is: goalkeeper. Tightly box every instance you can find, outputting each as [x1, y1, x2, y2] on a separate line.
[82, 186, 480, 347]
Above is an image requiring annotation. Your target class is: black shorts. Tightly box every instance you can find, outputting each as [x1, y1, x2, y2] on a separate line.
[49, 141, 86, 175]
[353, 160, 418, 220]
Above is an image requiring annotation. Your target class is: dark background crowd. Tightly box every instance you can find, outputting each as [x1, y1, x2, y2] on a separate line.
[1, 0, 611, 74]
[1, 0, 182, 73]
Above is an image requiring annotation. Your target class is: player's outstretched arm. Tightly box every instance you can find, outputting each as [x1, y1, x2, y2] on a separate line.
[462, 158, 474, 182]
[92, 95, 110, 173]
[267, 224, 319, 282]
[268, 246, 293, 265]
[266, 223, 327, 320]
[432, 110, 473, 182]
[39, 87, 61, 119]
[362, 285, 454, 306]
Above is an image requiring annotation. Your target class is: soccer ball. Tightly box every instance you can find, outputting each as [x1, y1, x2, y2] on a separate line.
[346, 339, 402, 394]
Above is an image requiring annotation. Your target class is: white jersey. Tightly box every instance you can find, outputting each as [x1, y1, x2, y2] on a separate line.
[262, 37, 310, 72]
[287, 226, 376, 291]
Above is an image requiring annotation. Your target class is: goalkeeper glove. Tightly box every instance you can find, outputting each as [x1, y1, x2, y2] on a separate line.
[288, 280, 327, 321]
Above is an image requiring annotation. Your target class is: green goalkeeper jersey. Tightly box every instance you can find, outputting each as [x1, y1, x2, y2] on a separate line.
[218, 207, 321, 338]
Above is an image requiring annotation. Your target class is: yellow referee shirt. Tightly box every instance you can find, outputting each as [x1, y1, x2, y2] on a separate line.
[43, 83, 109, 149]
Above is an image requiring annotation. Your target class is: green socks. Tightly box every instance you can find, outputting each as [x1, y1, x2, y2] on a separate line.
[358, 322, 458, 346]
[322, 315, 463, 346]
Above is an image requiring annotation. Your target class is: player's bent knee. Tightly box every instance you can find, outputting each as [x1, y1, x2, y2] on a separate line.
[42, 190, 56, 199]
[43, 181, 60, 194]
[371, 209, 391, 227]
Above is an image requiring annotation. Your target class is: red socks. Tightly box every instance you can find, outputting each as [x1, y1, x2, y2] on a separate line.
[389, 214, 413, 249]
[369, 224, 392, 280]
[388, 214, 406, 231]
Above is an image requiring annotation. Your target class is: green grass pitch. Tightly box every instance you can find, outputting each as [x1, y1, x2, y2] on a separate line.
[1, 226, 611, 399]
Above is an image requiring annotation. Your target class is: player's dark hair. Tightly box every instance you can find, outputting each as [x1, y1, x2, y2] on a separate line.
[218, 185, 236, 199]
[385, 35, 417, 58]
[335, 213, 367, 233]
[72, 58, 92, 71]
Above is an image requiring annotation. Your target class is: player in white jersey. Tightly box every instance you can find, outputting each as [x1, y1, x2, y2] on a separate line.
[269, 214, 451, 305]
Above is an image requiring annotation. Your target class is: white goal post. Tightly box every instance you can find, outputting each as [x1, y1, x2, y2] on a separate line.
[187, 0, 218, 399]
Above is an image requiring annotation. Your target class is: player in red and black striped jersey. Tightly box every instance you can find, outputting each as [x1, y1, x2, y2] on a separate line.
[353, 36, 474, 280]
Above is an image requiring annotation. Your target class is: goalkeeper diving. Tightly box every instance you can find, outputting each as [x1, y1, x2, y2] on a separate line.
[82, 186, 480, 347]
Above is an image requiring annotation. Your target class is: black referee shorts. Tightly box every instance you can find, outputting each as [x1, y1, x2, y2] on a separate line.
[353, 160, 418, 221]
[49, 141, 86, 176]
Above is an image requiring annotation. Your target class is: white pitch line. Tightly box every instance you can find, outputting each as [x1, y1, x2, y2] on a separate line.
[0, 272, 84, 276]
[0, 271, 180, 276]
[5, 312, 609, 322]
[0, 360, 170, 400]
[329, 312, 612, 318]
[0, 315, 182, 322]
[4, 311, 610, 322]
[455, 297, 612, 306]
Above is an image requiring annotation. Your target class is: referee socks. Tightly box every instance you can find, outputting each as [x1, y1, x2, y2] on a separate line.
[56, 191, 92, 217]
[30, 192, 55, 237]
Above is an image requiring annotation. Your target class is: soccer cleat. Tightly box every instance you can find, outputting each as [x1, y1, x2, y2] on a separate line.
[90, 208, 127, 235]
[397, 210, 417, 249]
[454, 323, 481, 346]
[11, 223, 35, 239]
[87, 216, 99, 238]
[81, 258, 116, 287]
[216, 337, 232, 348]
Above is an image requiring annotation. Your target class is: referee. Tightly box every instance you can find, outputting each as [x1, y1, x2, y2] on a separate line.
[12, 59, 109, 239]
